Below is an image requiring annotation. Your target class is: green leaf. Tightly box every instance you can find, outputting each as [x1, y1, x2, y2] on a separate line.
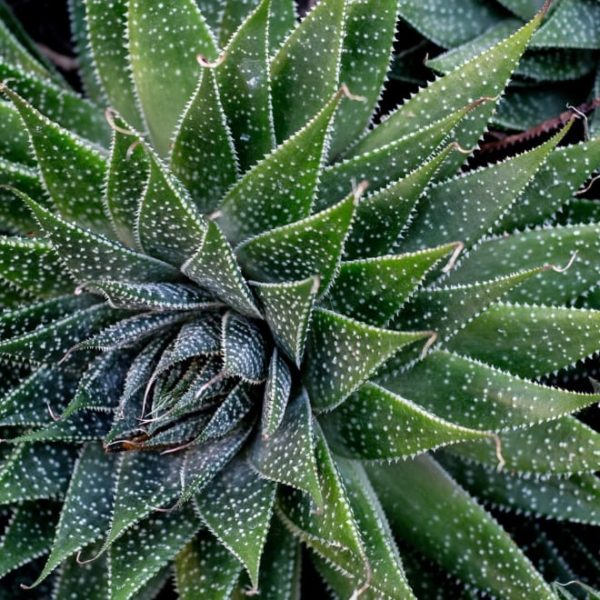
[0, 160, 47, 234]
[0, 502, 59, 579]
[498, 138, 600, 231]
[128, 0, 218, 155]
[222, 312, 268, 382]
[0, 365, 78, 427]
[195, 456, 276, 587]
[304, 308, 429, 412]
[366, 455, 555, 599]
[99, 451, 184, 553]
[333, 458, 417, 600]
[396, 266, 548, 341]
[54, 549, 109, 600]
[440, 454, 600, 526]
[175, 532, 242, 600]
[328, 0, 397, 158]
[62, 349, 134, 417]
[447, 223, 600, 306]
[348, 13, 543, 160]
[277, 428, 368, 591]
[448, 303, 600, 379]
[448, 416, 600, 476]
[531, 0, 600, 49]
[84, 0, 144, 129]
[171, 68, 238, 213]
[343, 145, 456, 260]
[252, 277, 318, 366]
[0, 61, 110, 147]
[386, 350, 600, 432]
[0, 302, 120, 363]
[105, 115, 149, 248]
[180, 424, 251, 502]
[250, 390, 322, 506]
[397, 0, 505, 48]
[110, 506, 201, 600]
[321, 381, 488, 460]
[27, 443, 119, 587]
[0, 101, 34, 165]
[218, 90, 342, 244]
[270, 0, 345, 142]
[0, 443, 76, 504]
[236, 192, 355, 292]
[497, 0, 544, 20]
[22, 193, 180, 284]
[327, 244, 456, 327]
[256, 518, 301, 600]
[175, 533, 242, 600]
[137, 147, 206, 265]
[3, 89, 112, 235]
[402, 126, 569, 251]
[317, 104, 479, 211]
[268, 0, 296, 53]
[261, 349, 292, 438]
[216, 0, 274, 171]
[182, 221, 262, 318]
[93, 281, 214, 311]
[68, 0, 106, 104]
[0, 237, 74, 298]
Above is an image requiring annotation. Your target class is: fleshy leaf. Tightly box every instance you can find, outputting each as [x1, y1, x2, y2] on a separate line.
[0, 237, 74, 298]
[110, 506, 201, 600]
[0, 61, 109, 146]
[84, 0, 144, 128]
[321, 381, 488, 460]
[386, 350, 600, 432]
[3, 89, 112, 236]
[182, 221, 262, 318]
[216, 0, 274, 171]
[448, 302, 600, 379]
[235, 193, 356, 292]
[270, 0, 345, 142]
[222, 312, 269, 383]
[137, 146, 207, 265]
[218, 90, 342, 244]
[440, 454, 600, 526]
[304, 308, 429, 412]
[447, 223, 600, 306]
[252, 277, 318, 366]
[448, 416, 600, 476]
[0, 502, 59, 579]
[276, 427, 368, 591]
[366, 455, 555, 599]
[105, 115, 149, 248]
[27, 443, 119, 587]
[22, 193, 180, 284]
[195, 455, 276, 587]
[250, 390, 322, 506]
[170, 68, 238, 213]
[0, 443, 77, 504]
[343, 145, 456, 259]
[348, 13, 543, 161]
[328, 0, 397, 158]
[401, 126, 569, 251]
[396, 266, 548, 341]
[261, 349, 292, 438]
[128, 0, 218, 155]
[327, 244, 456, 327]
[175, 533, 242, 600]
[93, 281, 215, 312]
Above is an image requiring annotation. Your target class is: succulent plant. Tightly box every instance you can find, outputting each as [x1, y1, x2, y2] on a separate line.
[393, 0, 600, 134]
[0, 0, 599, 598]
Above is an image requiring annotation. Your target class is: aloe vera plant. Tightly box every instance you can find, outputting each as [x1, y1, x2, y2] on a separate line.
[393, 0, 600, 133]
[0, 0, 598, 598]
